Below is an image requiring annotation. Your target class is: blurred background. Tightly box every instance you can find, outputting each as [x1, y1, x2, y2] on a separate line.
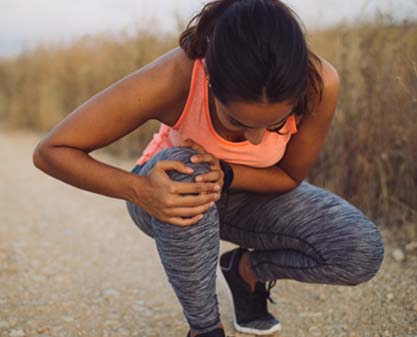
[0, 0, 417, 238]
[1, 0, 416, 238]
[1, 1, 417, 336]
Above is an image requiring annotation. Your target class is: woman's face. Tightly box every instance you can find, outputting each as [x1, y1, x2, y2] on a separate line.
[204, 60, 294, 145]
[213, 95, 294, 145]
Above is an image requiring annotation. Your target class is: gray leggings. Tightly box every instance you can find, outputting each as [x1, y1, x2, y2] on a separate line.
[125, 147, 384, 333]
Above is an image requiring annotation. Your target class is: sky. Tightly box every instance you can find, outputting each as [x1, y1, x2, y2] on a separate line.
[1, 0, 416, 58]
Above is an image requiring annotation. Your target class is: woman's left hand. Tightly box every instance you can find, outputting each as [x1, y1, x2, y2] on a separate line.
[179, 138, 224, 200]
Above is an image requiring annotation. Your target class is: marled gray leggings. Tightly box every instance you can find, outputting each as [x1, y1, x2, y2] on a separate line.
[125, 147, 384, 333]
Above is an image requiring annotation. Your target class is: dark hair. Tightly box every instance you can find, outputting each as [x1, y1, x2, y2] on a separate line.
[179, 0, 324, 119]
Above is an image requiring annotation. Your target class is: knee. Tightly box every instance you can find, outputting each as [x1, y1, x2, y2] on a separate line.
[146, 147, 218, 231]
[341, 220, 385, 286]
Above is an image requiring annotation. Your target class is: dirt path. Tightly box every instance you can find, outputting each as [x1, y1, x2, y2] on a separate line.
[1, 125, 416, 337]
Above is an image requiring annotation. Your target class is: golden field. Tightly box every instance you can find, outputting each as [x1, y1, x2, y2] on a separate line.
[1, 18, 416, 236]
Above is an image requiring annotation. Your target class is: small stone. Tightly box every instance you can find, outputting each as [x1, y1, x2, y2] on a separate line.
[131, 301, 146, 311]
[36, 327, 51, 334]
[31, 274, 46, 282]
[336, 323, 348, 331]
[116, 327, 130, 336]
[405, 241, 417, 252]
[314, 293, 326, 301]
[386, 293, 394, 301]
[308, 326, 321, 336]
[103, 320, 119, 326]
[392, 248, 405, 262]
[93, 296, 104, 303]
[382, 330, 391, 337]
[299, 312, 323, 317]
[62, 316, 74, 322]
[101, 288, 120, 297]
[9, 329, 25, 337]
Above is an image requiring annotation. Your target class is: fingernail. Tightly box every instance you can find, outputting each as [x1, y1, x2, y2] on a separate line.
[186, 167, 194, 172]
[214, 185, 220, 191]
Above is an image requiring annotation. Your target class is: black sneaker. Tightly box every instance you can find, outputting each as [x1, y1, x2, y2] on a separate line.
[219, 247, 281, 335]
[185, 327, 225, 337]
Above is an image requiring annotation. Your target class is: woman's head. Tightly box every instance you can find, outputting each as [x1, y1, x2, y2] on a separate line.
[179, 0, 324, 125]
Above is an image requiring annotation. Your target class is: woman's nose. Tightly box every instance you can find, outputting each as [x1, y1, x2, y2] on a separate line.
[244, 128, 265, 145]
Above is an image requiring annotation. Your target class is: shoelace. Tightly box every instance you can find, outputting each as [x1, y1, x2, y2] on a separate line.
[263, 280, 277, 304]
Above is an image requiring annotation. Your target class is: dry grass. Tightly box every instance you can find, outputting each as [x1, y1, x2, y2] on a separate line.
[1, 18, 416, 235]
[306, 20, 417, 233]
[0, 28, 173, 158]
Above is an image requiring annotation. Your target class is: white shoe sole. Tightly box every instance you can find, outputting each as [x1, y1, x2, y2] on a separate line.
[217, 262, 282, 335]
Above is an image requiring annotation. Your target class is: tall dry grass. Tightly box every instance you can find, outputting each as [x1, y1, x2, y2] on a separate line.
[306, 20, 417, 236]
[1, 19, 416, 236]
[0, 28, 174, 157]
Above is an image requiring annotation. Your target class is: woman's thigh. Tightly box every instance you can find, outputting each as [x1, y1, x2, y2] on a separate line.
[218, 181, 384, 271]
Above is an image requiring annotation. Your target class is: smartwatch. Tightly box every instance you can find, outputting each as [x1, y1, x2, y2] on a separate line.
[219, 159, 234, 193]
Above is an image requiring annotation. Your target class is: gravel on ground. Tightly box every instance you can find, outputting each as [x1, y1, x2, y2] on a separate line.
[1, 125, 416, 337]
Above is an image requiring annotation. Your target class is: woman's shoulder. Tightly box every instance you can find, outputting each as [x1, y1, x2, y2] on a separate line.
[317, 56, 340, 88]
[155, 47, 197, 126]
[294, 54, 339, 126]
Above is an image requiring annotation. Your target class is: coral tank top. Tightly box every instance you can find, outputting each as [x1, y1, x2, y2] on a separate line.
[135, 57, 298, 168]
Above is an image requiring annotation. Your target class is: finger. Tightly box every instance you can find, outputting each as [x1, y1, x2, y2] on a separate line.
[195, 170, 221, 183]
[167, 214, 205, 227]
[164, 201, 215, 218]
[155, 160, 194, 174]
[190, 153, 216, 164]
[169, 192, 219, 207]
[171, 181, 221, 194]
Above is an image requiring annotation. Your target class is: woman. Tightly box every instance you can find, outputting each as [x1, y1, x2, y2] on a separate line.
[33, 0, 385, 336]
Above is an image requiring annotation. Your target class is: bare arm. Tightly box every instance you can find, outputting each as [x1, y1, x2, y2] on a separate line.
[33, 48, 180, 202]
[32, 47, 218, 214]
[228, 163, 298, 193]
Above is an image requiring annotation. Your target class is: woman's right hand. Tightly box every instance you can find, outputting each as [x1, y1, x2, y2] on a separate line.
[133, 160, 221, 227]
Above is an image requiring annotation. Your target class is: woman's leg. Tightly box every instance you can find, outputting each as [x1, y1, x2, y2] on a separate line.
[218, 181, 385, 285]
[125, 147, 227, 334]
